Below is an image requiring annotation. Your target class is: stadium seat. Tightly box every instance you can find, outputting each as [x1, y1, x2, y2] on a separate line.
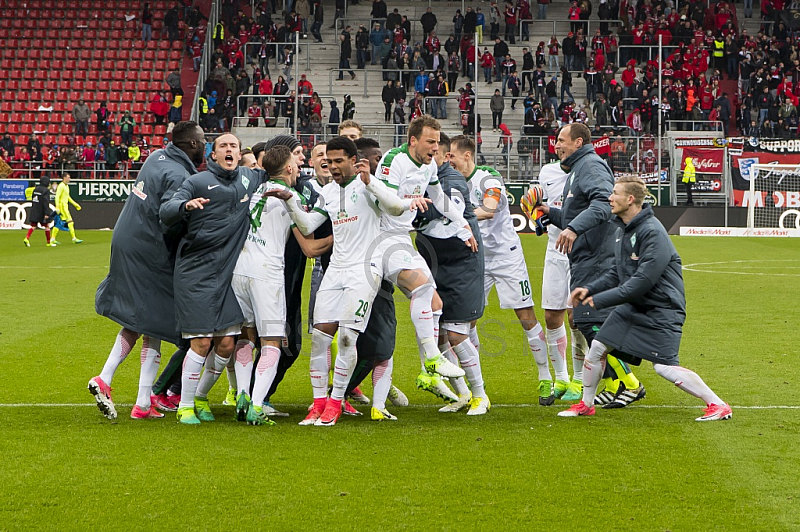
[40, 60, 51, 70]
[118, 50, 131, 61]
[112, 70, 126, 81]
[129, 60, 142, 71]
[62, 71, 74, 81]
[68, 91, 81, 102]
[107, 102, 119, 112]
[106, 50, 118, 61]
[7, 80, 19, 91]
[32, 80, 45, 91]
[144, 50, 156, 61]
[8, 124, 20, 134]
[42, 50, 54, 60]
[85, 81, 97, 91]
[72, 81, 84, 91]
[133, 103, 145, 113]
[82, 91, 95, 102]
[17, 49, 28, 60]
[66, 49, 79, 60]
[110, 30, 122, 41]
[65, 60, 77, 71]
[87, 71, 100, 81]
[156, 50, 169, 61]
[44, 135, 56, 145]
[48, 124, 60, 135]
[98, 81, 110, 92]
[154, 125, 167, 136]
[21, 124, 33, 135]
[110, 81, 123, 92]
[0, 81, 5, 91]
[43, 91, 56, 102]
[123, 81, 136, 92]
[90, 60, 102, 71]
[77, 60, 89, 71]
[0, 60, 11, 70]
[53, 102, 65, 112]
[155, 61, 167, 71]
[20, 81, 32, 91]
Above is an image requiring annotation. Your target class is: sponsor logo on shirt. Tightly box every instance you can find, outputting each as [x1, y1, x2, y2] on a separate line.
[131, 181, 148, 201]
[381, 166, 391, 176]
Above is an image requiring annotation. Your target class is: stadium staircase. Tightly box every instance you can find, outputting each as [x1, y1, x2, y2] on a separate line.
[0, 0, 209, 156]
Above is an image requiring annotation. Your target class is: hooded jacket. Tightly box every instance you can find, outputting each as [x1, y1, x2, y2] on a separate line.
[547, 143, 616, 323]
[159, 161, 264, 334]
[95, 144, 198, 342]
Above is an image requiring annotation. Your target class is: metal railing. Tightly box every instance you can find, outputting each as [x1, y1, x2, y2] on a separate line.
[192, 1, 218, 123]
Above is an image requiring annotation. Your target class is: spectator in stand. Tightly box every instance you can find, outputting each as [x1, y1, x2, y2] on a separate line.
[538, 0, 549, 20]
[169, 94, 184, 127]
[163, 4, 182, 42]
[370, 23, 386, 65]
[521, 47, 534, 93]
[355, 25, 369, 69]
[420, 7, 437, 42]
[339, 26, 356, 80]
[273, 75, 289, 117]
[27, 135, 43, 162]
[119, 111, 136, 146]
[491, 88, 504, 131]
[96, 102, 112, 134]
[343, 93, 356, 120]
[480, 47, 495, 84]
[150, 92, 170, 125]
[371, 0, 388, 28]
[167, 69, 183, 97]
[503, 2, 516, 45]
[475, 7, 485, 44]
[508, 70, 521, 110]
[493, 37, 508, 83]
[73, 99, 91, 137]
[517, 0, 531, 41]
[295, 0, 310, 38]
[453, 9, 464, 43]
[501, 54, 516, 95]
[560, 66, 573, 103]
[142, 3, 154, 42]
[310, 1, 323, 42]
[81, 141, 96, 177]
[497, 122, 512, 162]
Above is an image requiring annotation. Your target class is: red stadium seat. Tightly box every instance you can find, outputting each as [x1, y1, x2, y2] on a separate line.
[141, 124, 154, 135]
[121, 92, 135, 102]
[40, 60, 51, 70]
[123, 81, 136, 92]
[20, 81, 32, 91]
[48, 123, 60, 135]
[169, 50, 182, 60]
[102, 60, 115, 71]
[45, 135, 56, 145]
[90, 60, 102, 71]
[65, 60, 77, 71]
[51, 59, 64, 70]
[107, 102, 119, 112]
[43, 91, 56, 102]
[156, 50, 169, 61]
[0, 81, 5, 90]
[53, 102, 65, 112]
[17, 49, 29, 60]
[1, 102, 14, 112]
[154, 125, 167, 136]
[77, 60, 89, 71]
[136, 81, 150, 92]
[133, 103, 145, 113]
[85, 81, 97, 91]
[18, 135, 29, 145]
[21, 124, 34, 135]
[87, 71, 100, 81]
[98, 81, 110, 92]
[42, 49, 54, 60]
[144, 50, 156, 61]
[68, 91, 81, 102]
[120, 40, 133, 50]
[112, 70, 126, 81]
[32, 81, 45, 91]
[62, 71, 74, 81]
[72, 80, 84, 91]
[108, 92, 122, 102]
[118, 50, 131, 61]
[8, 80, 19, 90]
[82, 92, 95, 102]
[37, 113, 50, 124]
[129, 60, 142, 71]
[110, 30, 122, 41]
[66, 49, 79, 60]
[8, 124, 20, 134]
[155, 61, 167, 71]
[97, 30, 109, 41]
[0, 60, 11, 70]
[106, 50, 118, 60]
[55, 92, 68, 102]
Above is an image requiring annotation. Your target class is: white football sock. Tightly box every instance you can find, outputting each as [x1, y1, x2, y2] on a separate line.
[330, 327, 358, 401]
[453, 338, 487, 399]
[178, 349, 205, 409]
[196, 352, 228, 399]
[546, 325, 570, 382]
[234, 340, 255, 395]
[310, 329, 333, 399]
[525, 323, 551, 381]
[654, 364, 724, 405]
[570, 326, 587, 383]
[409, 283, 439, 361]
[100, 328, 140, 385]
[443, 344, 470, 397]
[469, 326, 480, 352]
[226, 353, 236, 389]
[581, 340, 608, 406]
[136, 336, 161, 409]
[251, 345, 281, 407]
[371, 358, 393, 409]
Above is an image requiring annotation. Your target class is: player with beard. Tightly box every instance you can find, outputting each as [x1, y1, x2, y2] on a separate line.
[376, 116, 477, 386]
[90, 121, 205, 421]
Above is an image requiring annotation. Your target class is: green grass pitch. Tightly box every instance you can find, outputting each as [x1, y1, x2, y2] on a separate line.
[0, 230, 798, 530]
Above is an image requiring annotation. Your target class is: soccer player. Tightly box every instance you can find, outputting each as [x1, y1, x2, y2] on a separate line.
[376, 116, 477, 384]
[23, 176, 55, 247]
[538, 123, 647, 409]
[51, 173, 82, 244]
[559, 177, 732, 422]
[277, 136, 429, 426]
[416, 132, 490, 414]
[338, 119, 363, 140]
[91, 121, 206, 420]
[159, 133, 265, 425]
[447, 135, 553, 405]
[230, 144, 302, 425]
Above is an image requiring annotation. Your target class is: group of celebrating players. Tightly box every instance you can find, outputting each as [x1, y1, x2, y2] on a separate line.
[87, 116, 732, 426]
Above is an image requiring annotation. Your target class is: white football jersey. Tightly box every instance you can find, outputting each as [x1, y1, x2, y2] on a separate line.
[466, 165, 521, 257]
[234, 180, 295, 281]
[317, 177, 383, 269]
[377, 144, 439, 233]
[536, 161, 569, 258]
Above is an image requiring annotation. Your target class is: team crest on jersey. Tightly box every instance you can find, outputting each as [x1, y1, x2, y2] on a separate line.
[630, 233, 636, 247]
[241, 175, 250, 189]
[131, 181, 148, 201]
[337, 210, 348, 220]
[413, 185, 421, 195]
[351, 190, 358, 203]
[302, 185, 312, 201]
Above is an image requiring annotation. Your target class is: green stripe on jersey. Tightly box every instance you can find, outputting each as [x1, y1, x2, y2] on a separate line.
[476, 165, 503, 179]
[312, 206, 329, 217]
[381, 179, 399, 190]
[380, 144, 407, 169]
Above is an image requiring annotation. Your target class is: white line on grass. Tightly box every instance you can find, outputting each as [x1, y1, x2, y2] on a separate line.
[1, 403, 798, 409]
[683, 259, 800, 277]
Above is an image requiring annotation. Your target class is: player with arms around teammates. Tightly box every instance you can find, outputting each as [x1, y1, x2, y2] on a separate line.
[376, 115, 477, 386]
[277, 136, 431, 426]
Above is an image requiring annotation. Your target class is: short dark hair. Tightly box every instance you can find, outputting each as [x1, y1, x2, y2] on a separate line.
[261, 145, 293, 178]
[251, 141, 269, 163]
[326, 136, 358, 158]
[438, 131, 451, 151]
[171, 121, 200, 144]
[354, 137, 380, 151]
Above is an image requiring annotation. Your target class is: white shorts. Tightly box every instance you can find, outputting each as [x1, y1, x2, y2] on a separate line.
[182, 324, 242, 339]
[376, 233, 435, 292]
[541, 254, 572, 310]
[442, 321, 471, 335]
[231, 273, 286, 338]
[313, 266, 381, 333]
[484, 249, 534, 310]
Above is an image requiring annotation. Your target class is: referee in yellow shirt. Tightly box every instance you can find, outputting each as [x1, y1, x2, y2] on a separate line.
[52, 173, 83, 244]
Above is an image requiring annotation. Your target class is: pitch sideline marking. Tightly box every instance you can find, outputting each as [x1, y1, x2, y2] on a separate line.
[683, 259, 800, 277]
[0, 403, 797, 410]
